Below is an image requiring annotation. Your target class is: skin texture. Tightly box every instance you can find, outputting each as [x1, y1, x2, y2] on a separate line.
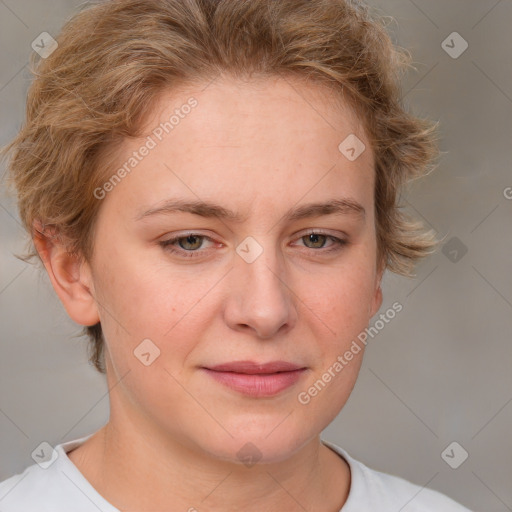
[35, 74, 384, 512]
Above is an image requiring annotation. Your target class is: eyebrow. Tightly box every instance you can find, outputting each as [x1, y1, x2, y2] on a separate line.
[135, 198, 366, 223]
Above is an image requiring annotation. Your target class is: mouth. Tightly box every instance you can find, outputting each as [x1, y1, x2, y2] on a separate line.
[201, 360, 308, 397]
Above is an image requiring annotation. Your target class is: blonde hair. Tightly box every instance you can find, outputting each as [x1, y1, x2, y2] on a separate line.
[1, 0, 441, 374]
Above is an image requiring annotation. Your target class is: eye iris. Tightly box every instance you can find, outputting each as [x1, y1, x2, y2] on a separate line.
[180, 235, 203, 250]
[304, 233, 327, 248]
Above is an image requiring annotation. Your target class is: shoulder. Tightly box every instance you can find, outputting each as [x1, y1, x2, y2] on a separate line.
[322, 440, 473, 512]
[0, 435, 118, 512]
[0, 462, 59, 512]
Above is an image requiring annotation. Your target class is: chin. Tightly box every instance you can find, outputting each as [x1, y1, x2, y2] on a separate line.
[198, 424, 314, 466]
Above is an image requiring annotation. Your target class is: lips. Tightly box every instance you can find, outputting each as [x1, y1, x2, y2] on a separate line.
[205, 360, 305, 374]
[201, 360, 308, 397]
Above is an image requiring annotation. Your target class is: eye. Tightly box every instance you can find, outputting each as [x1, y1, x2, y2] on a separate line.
[159, 233, 215, 258]
[159, 230, 348, 259]
[294, 231, 348, 253]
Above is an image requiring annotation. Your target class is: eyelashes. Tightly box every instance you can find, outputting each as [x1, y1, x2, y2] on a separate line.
[158, 231, 348, 259]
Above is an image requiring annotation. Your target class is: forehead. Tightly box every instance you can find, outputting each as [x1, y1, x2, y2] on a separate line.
[142, 74, 369, 148]
[99, 75, 375, 219]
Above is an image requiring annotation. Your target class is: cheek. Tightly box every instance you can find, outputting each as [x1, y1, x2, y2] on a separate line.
[300, 260, 376, 335]
[294, 269, 372, 424]
[307, 282, 370, 366]
[94, 254, 216, 370]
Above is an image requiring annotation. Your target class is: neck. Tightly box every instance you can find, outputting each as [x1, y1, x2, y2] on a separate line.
[68, 415, 350, 512]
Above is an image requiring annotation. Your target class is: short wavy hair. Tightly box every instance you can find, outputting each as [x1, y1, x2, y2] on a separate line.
[1, 0, 441, 374]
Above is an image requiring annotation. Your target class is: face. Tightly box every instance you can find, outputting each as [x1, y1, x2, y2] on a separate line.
[82, 75, 383, 463]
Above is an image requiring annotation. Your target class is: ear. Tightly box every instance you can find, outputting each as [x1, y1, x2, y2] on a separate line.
[369, 259, 385, 318]
[32, 220, 100, 327]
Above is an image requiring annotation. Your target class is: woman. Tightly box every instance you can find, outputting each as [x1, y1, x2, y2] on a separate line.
[0, 0, 472, 510]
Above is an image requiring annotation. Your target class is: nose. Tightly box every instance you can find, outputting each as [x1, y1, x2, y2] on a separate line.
[223, 240, 297, 339]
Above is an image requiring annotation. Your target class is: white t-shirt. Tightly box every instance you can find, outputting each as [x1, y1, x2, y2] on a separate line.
[0, 432, 473, 511]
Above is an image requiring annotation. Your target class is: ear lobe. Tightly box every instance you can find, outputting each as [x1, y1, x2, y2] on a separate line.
[369, 282, 383, 318]
[33, 220, 100, 327]
[369, 264, 384, 318]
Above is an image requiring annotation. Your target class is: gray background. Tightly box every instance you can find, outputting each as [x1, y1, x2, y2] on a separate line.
[1, 1, 511, 511]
